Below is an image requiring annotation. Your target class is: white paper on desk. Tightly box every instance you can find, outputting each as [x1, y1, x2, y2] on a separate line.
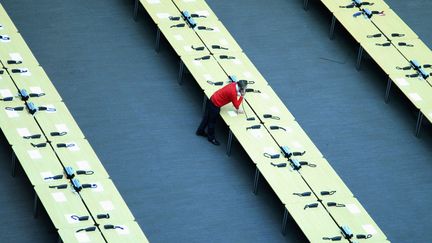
[270, 106, 280, 114]
[395, 77, 409, 86]
[17, 128, 31, 137]
[75, 232, 90, 243]
[156, 13, 170, 19]
[116, 225, 130, 235]
[233, 59, 242, 65]
[408, 93, 422, 102]
[203, 74, 213, 80]
[45, 104, 56, 113]
[5, 109, 19, 118]
[65, 214, 80, 224]
[55, 123, 70, 133]
[243, 71, 252, 78]
[195, 10, 210, 17]
[146, 0, 160, 4]
[219, 38, 228, 46]
[40, 171, 54, 181]
[9, 53, 23, 61]
[346, 203, 361, 214]
[263, 147, 277, 154]
[68, 143, 80, 152]
[29, 86, 43, 94]
[51, 192, 67, 203]
[250, 129, 263, 139]
[76, 160, 91, 170]
[362, 224, 377, 235]
[0, 38, 11, 43]
[212, 26, 220, 32]
[92, 182, 104, 192]
[28, 150, 42, 159]
[183, 45, 193, 52]
[174, 34, 184, 41]
[100, 200, 115, 211]
[192, 60, 202, 67]
[0, 89, 13, 98]
[292, 141, 303, 149]
[227, 110, 237, 117]
[260, 93, 269, 100]
[20, 68, 31, 76]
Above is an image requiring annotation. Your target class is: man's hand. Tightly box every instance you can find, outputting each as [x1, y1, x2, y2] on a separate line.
[237, 108, 244, 114]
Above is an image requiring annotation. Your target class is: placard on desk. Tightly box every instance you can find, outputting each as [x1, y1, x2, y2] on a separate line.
[8, 66, 63, 102]
[370, 8, 417, 41]
[0, 32, 39, 67]
[360, 38, 411, 76]
[286, 202, 349, 243]
[51, 138, 109, 179]
[158, 21, 204, 57]
[322, 196, 388, 241]
[213, 52, 267, 86]
[194, 20, 242, 54]
[180, 52, 227, 93]
[100, 220, 149, 243]
[34, 181, 93, 230]
[78, 178, 135, 224]
[139, 0, 182, 25]
[0, 4, 18, 33]
[12, 144, 64, 186]
[58, 226, 106, 243]
[33, 101, 85, 141]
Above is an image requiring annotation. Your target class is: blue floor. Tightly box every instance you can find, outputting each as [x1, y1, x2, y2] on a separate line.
[1, 0, 431, 242]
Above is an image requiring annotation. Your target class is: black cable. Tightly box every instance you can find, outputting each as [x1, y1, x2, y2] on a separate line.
[269, 125, 286, 131]
[366, 33, 381, 38]
[263, 114, 280, 120]
[76, 226, 96, 233]
[320, 191, 336, 196]
[49, 184, 68, 189]
[375, 42, 391, 46]
[5, 106, 24, 111]
[293, 192, 311, 197]
[57, 143, 75, 148]
[398, 42, 414, 47]
[170, 23, 185, 28]
[304, 203, 319, 210]
[219, 55, 235, 60]
[211, 45, 228, 50]
[76, 170, 95, 175]
[191, 45, 205, 51]
[322, 236, 342, 241]
[263, 153, 280, 159]
[0, 97, 13, 101]
[270, 162, 287, 167]
[356, 234, 372, 239]
[168, 16, 180, 21]
[31, 142, 47, 148]
[197, 26, 214, 31]
[299, 161, 317, 167]
[50, 131, 67, 136]
[206, 80, 224, 86]
[326, 202, 346, 207]
[23, 134, 42, 139]
[246, 125, 261, 130]
[194, 55, 211, 60]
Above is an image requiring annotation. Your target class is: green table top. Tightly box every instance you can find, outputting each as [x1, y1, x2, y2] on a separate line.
[33, 101, 85, 141]
[139, 0, 181, 25]
[158, 21, 205, 57]
[219, 100, 256, 127]
[51, 138, 109, 179]
[34, 180, 93, 229]
[370, 8, 417, 41]
[0, 32, 39, 67]
[58, 226, 105, 243]
[194, 21, 242, 54]
[389, 73, 432, 110]
[0, 4, 18, 33]
[323, 196, 388, 241]
[12, 144, 65, 186]
[78, 178, 135, 224]
[286, 201, 348, 243]
[100, 220, 149, 243]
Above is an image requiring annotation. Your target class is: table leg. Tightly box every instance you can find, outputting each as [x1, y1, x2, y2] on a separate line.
[33, 192, 39, 218]
[133, 0, 139, 21]
[155, 28, 161, 52]
[253, 167, 260, 195]
[415, 110, 424, 137]
[11, 151, 16, 177]
[281, 207, 288, 235]
[304, 0, 309, 10]
[385, 77, 392, 103]
[178, 60, 184, 84]
[202, 94, 207, 113]
[356, 45, 363, 70]
[329, 15, 336, 40]
[58, 235, 63, 243]
[226, 129, 233, 156]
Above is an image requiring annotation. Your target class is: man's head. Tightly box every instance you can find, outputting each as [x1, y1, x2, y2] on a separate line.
[237, 80, 248, 96]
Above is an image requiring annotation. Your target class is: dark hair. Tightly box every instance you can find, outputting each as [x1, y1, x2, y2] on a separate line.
[237, 80, 248, 91]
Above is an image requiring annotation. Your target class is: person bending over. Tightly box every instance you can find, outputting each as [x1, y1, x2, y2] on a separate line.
[196, 80, 248, 145]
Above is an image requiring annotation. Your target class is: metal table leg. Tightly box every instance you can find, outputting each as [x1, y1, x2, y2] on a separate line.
[202, 94, 207, 113]
[34, 192, 39, 218]
[11, 151, 16, 177]
[133, 0, 139, 21]
[281, 207, 288, 235]
[385, 77, 392, 103]
[226, 129, 233, 156]
[356, 45, 363, 70]
[253, 167, 260, 195]
[178, 60, 184, 84]
[304, 0, 309, 10]
[415, 110, 424, 137]
[155, 28, 161, 52]
[329, 15, 336, 40]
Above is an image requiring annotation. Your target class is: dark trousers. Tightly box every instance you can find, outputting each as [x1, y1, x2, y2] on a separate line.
[197, 99, 220, 140]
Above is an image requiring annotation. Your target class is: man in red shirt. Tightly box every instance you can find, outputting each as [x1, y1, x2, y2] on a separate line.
[196, 80, 248, 145]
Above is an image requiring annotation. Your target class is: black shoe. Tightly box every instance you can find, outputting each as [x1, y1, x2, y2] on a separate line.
[208, 138, 220, 146]
[196, 130, 208, 137]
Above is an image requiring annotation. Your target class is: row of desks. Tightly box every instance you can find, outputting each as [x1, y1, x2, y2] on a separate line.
[136, 0, 388, 241]
[0, 4, 148, 242]
[307, 0, 432, 137]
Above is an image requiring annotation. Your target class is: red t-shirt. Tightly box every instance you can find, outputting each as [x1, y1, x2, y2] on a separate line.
[211, 82, 243, 109]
